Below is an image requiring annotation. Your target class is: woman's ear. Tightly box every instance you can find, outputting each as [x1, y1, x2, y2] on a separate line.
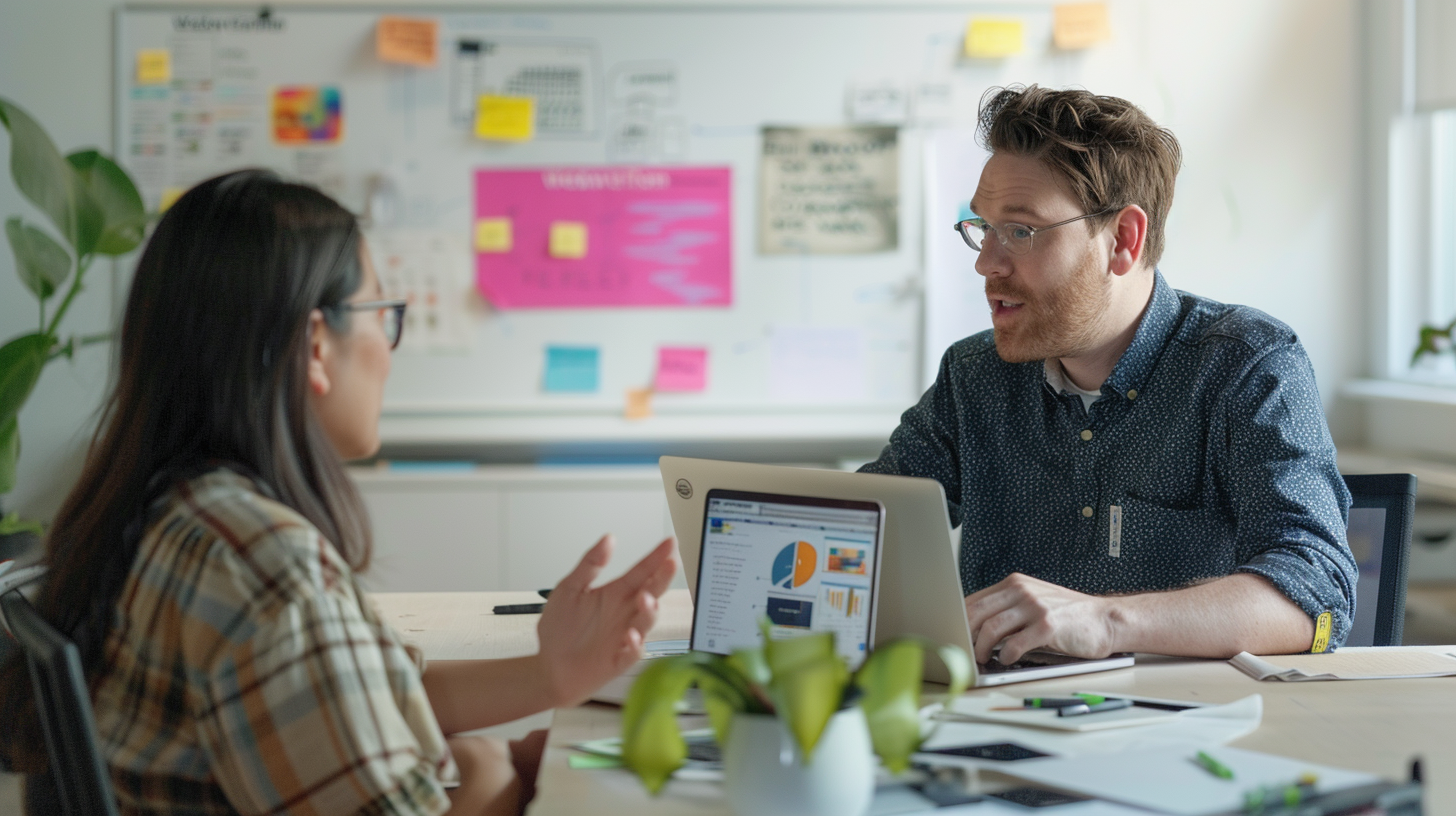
[306, 309, 333, 397]
[1109, 204, 1149, 276]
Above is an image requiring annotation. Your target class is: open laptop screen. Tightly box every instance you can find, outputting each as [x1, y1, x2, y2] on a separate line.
[690, 488, 884, 669]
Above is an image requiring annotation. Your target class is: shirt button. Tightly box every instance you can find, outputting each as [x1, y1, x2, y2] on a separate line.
[1081, 506, 1094, 518]
[1127, 389, 1138, 400]
[1080, 429, 1093, 441]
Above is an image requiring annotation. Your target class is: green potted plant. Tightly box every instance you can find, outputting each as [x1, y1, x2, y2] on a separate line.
[620, 625, 970, 816]
[0, 96, 147, 554]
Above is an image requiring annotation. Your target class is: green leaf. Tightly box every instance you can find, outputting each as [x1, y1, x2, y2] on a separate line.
[67, 149, 146, 255]
[0, 416, 17, 495]
[773, 655, 850, 762]
[854, 639, 926, 774]
[0, 333, 51, 426]
[0, 97, 103, 257]
[5, 217, 71, 300]
[853, 639, 973, 775]
[620, 654, 699, 795]
[762, 626, 836, 678]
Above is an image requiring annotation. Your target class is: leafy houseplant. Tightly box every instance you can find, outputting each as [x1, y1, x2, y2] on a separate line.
[0, 96, 146, 535]
[620, 625, 970, 814]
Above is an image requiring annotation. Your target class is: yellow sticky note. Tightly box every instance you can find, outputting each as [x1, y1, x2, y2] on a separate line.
[1054, 2, 1112, 50]
[376, 16, 439, 67]
[965, 19, 1024, 59]
[474, 95, 534, 141]
[136, 49, 171, 85]
[159, 186, 185, 212]
[549, 222, 588, 259]
[625, 388, 654, 421]
[474, 218, 513, 253]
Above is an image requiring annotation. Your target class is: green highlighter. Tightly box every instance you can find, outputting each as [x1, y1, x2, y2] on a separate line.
[1023, 694, 1107, 708]
[1194, 750, 1236, 780]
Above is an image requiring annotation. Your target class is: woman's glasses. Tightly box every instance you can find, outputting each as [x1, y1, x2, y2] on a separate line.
[324, 299, 408, 350]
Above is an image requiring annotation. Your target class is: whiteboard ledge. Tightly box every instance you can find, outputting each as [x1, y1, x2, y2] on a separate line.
[377, 410, 903, 445]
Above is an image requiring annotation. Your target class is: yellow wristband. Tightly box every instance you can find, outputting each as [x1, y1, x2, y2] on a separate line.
[1310, 611, 1332, 653]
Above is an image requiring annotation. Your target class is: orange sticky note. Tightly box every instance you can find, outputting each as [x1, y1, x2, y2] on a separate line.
[136, 49, 171, 85]
[376, 16, 439, 67]
[965, 18, 1024, 59]
[625, 388, 654, 420]
[549, 222, 588, 259]
[474, 218, 513, 253]
[474, 95, 534, 141]
[1054, 3, 1111, 50]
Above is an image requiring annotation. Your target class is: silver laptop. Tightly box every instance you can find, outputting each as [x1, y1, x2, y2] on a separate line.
[690, 488, 885, 669]
[660, 456, 1133, 687]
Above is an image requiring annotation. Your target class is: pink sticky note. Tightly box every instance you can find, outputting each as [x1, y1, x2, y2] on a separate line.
[655, 347, 708, 392]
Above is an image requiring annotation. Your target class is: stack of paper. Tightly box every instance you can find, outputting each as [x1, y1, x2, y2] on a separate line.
[1231, 649, 1456, 681]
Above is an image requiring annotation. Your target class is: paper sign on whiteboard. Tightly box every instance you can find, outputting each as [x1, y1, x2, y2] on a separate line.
[474, 166, 733, 309]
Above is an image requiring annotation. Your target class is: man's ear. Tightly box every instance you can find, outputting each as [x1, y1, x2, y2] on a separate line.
[1108, 204, 1149, 276]
[306, 309, 333, 397]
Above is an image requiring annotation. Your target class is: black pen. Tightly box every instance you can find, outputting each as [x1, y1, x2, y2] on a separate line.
[1057, 698, 1133, 717]
[537, 589, 552, 599]
[493, 603, 546, 615]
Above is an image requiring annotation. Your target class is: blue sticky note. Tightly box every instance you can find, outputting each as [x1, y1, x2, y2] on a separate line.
[544, 346, 600, 393]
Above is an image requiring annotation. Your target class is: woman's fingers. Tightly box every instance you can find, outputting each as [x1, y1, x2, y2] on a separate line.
[611, 537, 677, 595]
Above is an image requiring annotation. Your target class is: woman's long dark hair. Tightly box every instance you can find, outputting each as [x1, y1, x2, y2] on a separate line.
[0, 169, 374, 771]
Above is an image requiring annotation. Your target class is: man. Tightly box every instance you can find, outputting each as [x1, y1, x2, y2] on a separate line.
[862, 85, 1356, 664]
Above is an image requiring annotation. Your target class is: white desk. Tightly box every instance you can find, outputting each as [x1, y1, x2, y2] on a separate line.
[374, 590, 1453, 814]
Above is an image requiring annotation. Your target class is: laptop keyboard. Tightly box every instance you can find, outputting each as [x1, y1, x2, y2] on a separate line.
[977, 650, 1088, 674]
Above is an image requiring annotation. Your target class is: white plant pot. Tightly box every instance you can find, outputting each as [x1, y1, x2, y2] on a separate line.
[722, 708, 875, 816]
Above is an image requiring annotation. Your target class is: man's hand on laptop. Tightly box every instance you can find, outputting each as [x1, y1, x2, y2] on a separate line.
[964, 573, 1116, 665]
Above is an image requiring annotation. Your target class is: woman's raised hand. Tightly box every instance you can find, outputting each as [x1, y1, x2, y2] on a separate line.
[536, 535, 678, 708]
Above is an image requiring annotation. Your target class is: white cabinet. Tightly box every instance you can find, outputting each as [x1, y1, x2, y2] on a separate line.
[351, 466, 680, 593]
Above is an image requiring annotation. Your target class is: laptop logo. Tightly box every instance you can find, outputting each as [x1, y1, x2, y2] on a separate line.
[676, 478, 693, 499]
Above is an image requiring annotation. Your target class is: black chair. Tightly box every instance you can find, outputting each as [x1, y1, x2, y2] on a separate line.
[0, 589, 118, 816]
[1341, 473, 1418, 647]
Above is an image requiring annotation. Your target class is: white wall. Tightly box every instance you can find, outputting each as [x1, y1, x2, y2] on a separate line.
[0, 0, 1369, 521]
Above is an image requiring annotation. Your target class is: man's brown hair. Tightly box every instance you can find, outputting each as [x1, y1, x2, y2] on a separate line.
[977, 85, 1182, 267]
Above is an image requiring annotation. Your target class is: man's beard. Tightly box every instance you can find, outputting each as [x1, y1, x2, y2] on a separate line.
[988, 249, 1114, 364]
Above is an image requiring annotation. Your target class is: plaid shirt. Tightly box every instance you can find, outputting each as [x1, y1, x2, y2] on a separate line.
[91, 468, 457, 815]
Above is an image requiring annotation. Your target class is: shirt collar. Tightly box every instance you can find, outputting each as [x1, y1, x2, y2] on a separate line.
[1102, 268, 1180, 399]
[1038, 268, 1180, 402]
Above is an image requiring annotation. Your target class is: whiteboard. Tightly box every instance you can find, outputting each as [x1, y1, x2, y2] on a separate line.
[114, 3, 1079, 445]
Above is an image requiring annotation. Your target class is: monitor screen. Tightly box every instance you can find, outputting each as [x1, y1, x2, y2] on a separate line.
[690, 488, 883, 668]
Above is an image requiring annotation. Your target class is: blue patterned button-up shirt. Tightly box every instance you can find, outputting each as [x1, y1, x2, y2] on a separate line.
[862, 270, 1357, 648]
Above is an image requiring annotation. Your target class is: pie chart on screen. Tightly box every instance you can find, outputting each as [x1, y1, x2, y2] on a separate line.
[771, 541, 817, 589]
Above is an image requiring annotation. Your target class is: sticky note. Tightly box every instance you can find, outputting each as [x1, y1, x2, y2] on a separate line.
[159, 187, 185, 212]
[136, 49, 171, 85]
[474, 218, 513, 253]
[654, 347, 708, 393]
[543, 346, 600, 393]
[1054, 2, 1112, 50]
[376, 16, 439, 67]
[549, 222, 588, 259]
[965, 19, 1024, 59]
[625, 388, 654, 420]
[474, 95, 534, 141]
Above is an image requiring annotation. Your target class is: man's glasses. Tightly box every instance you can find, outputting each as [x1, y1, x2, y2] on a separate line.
[953, 209, 1114, 256]
[324, 299, 408, 350]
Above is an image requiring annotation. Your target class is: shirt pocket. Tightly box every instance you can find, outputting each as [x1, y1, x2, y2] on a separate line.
[1111, 495, 1235, 592]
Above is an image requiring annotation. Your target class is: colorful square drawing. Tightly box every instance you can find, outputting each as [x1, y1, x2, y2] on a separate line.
[272, 86, 343, 144]
[827, 547, 867, 575]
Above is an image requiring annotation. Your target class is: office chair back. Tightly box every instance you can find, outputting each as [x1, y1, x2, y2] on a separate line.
[1342, 473, 1418, 647]
[0, 590, 119, 816]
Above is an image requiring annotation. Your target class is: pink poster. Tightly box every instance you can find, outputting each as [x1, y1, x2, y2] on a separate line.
[474, 166, 733, 309]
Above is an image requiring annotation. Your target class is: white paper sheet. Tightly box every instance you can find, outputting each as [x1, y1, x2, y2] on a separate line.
[1231, 649, 1456, 681]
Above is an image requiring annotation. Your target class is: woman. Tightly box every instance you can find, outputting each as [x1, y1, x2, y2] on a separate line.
[0, 169, 677, 815]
